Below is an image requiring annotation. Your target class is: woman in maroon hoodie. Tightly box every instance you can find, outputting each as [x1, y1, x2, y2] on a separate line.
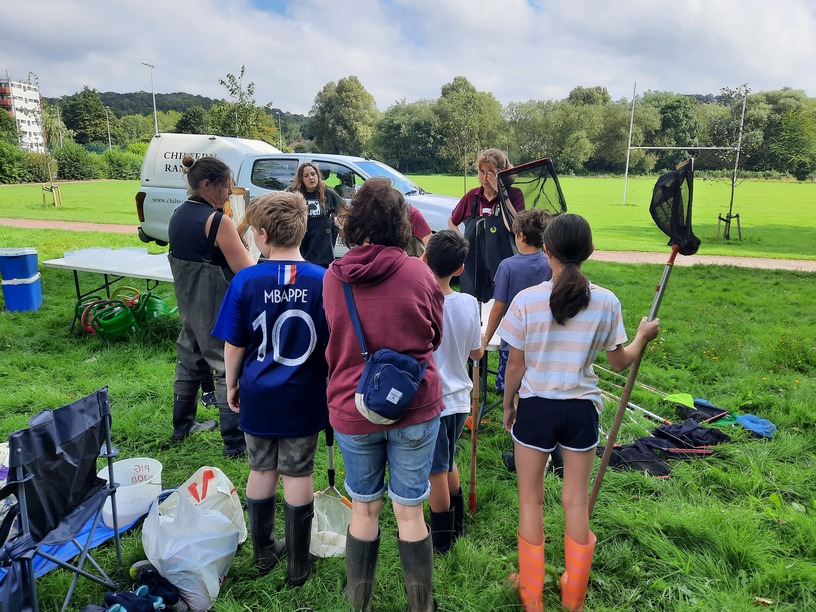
[323, 178, 444, 611]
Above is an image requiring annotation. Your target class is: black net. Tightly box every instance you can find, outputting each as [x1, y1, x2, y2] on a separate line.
[649, 159, 700, 256]
[497, 158, 567, 215]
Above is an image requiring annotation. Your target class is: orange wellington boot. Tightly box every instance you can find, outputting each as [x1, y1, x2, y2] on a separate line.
[559, 531, 597, 611]
[514, 532, 545, 611]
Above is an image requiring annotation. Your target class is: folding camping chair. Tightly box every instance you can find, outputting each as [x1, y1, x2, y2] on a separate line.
[0, 387, 122, 612]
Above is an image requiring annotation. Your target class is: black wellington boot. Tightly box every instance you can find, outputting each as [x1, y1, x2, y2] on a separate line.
[344, 529, 380, 612]
[219, 403, 246, 457]
[246, 496, 286, 574]
[172, 394, 216, 441]
[398, 528, 435, 612]
[430, 508, 455, 554]
[284, 500, 314, 586]
[450, 488, 465, 541]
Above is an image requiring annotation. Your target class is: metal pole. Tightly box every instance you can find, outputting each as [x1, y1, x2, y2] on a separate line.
[589, 243, 680, 516]
[623, 82, 636, 205]
[276, 111, 282, 149]
[104, 107, 112, 150]
[57, 105, 63, 147]
[141, 62, 158, 134]
[728, 95, 747, 219]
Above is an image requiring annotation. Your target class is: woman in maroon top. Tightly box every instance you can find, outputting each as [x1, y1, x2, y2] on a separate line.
[323, 178, 444, 611]
[447, 148, 525, 300]
[447, 148, 524, 231]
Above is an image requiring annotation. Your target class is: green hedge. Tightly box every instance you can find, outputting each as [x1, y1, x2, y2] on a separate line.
[102, 149, 142, 180]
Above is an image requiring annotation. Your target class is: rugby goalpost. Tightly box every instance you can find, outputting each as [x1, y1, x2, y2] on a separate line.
[622, 83, 747, 240]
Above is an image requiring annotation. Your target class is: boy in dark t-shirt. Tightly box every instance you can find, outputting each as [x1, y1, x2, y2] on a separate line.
[213, 191, 328, 587]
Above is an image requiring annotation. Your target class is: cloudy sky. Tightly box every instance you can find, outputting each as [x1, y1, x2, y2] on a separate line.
[5, 0, 815, 115]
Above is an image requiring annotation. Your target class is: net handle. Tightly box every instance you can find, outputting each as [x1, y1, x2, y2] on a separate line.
[589, 243, 679, 515]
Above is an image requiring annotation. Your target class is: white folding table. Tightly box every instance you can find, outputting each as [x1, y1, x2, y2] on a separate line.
[42, 248, 174, 329]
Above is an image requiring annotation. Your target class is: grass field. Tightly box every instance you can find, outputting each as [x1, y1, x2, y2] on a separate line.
[1, 175, 815, 259]
[0, 218, 814, 610]
[412, 174, 816, 259]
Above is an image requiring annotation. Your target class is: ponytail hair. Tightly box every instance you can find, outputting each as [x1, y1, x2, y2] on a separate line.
[544, 214, 593, 325]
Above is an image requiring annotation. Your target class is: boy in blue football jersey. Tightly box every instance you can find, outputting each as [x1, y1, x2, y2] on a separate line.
[213, 192, 329, 586]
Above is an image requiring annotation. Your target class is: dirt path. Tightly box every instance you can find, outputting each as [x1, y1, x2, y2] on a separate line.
[2, 217, 814, 272]
[0, 218, 137, 234]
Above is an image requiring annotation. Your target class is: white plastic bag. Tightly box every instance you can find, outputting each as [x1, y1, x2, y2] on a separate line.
[143, 490, 239, 611]
[177, 466, 247, 543]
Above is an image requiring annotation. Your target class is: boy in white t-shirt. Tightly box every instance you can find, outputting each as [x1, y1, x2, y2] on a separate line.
[422, 230, 485, 553]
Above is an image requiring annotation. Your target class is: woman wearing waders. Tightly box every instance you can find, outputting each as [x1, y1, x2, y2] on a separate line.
[168, 155, 255, 457]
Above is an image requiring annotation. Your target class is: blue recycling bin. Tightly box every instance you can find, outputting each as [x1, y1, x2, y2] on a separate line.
[0, 247, 43, 312]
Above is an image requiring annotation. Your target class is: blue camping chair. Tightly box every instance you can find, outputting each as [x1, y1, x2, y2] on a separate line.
[0, 387, 122, 612]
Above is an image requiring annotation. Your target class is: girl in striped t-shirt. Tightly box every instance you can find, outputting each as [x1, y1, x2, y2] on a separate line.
[498, 213, 659, 611]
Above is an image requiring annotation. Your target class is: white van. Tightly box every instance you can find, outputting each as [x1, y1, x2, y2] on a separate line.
[136, 133, 458, 246]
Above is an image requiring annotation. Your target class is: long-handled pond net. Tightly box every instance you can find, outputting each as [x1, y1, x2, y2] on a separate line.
[589, 158, 700, 515]
[498, 157, 568, 215]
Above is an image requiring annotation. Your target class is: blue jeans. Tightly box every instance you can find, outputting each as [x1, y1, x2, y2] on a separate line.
[334, 415, 441, 506]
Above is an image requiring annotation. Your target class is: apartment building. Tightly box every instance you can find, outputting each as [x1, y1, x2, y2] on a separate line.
[0, 75, 47, 153]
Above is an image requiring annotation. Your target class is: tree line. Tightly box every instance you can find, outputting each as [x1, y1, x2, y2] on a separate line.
[2, 69, 815, 184]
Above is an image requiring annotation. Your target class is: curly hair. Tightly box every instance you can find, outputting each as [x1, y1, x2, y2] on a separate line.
[343, 178, 412, 249]
[475, 148, 510, 172]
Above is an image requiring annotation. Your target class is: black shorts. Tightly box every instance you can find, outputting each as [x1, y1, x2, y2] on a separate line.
[511, 396, 599, 452]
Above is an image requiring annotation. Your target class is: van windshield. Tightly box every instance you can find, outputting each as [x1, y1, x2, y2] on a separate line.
[355, 161, 425, 196]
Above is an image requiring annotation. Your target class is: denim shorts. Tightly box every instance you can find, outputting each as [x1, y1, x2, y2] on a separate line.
[431, 412, 468, 474]
[334, 415, 440, 506]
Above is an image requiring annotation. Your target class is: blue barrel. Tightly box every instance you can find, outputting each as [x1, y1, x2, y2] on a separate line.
[0, 247, 43, 312]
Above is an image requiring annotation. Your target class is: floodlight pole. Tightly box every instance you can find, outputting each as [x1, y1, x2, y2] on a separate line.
[141, 62, 159, 134]
[623, 81, 637, 205]
[727, 95, 747, 219]
[57, 105, 63, 147]
[104, 107, 112, 151]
